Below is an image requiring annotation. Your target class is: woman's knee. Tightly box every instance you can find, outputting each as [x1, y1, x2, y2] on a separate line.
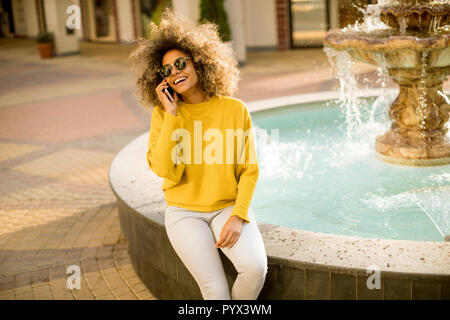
[240, 258, 268, 281]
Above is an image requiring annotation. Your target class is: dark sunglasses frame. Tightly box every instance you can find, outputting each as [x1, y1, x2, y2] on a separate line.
[158, 56, 192, 78]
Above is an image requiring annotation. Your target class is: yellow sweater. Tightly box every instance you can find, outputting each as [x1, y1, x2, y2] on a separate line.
[146, 95, 259, 223]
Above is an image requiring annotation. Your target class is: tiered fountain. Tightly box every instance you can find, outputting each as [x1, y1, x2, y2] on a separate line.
[325, 0, 450, 166]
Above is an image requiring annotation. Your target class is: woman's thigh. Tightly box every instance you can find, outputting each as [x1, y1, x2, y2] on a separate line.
[164, 207, 230, 295]
[209, 206, 267, 272]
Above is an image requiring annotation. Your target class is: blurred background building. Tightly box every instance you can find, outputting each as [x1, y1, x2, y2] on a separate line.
[0, 0, 376, 63]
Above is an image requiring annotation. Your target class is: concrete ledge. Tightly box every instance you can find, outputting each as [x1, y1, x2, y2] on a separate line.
[109, 92, 450, 300]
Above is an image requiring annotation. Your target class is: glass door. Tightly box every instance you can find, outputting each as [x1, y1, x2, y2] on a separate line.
[289, 0, 329, 47]
[88, 0, 117, 42]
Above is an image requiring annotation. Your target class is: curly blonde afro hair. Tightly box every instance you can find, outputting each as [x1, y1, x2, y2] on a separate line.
[129, 8, 240, 111]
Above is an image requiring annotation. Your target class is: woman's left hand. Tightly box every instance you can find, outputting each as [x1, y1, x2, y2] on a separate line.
[215, 216, 244, 249]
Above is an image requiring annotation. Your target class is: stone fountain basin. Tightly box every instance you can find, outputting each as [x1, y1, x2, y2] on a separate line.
[325, 32, 450, 69]
[380, 3, 450, 31]
[109, 90, 450, 300]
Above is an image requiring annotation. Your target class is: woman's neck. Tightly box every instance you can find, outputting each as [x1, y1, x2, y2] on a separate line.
[180, 86, 206, 104]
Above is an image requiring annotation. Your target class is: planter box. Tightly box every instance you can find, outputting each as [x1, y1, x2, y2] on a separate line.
[37, 42, 54, 59]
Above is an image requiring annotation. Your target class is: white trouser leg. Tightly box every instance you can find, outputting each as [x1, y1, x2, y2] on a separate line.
[165, 207, 231, 300]
[210, 205, 268, 300]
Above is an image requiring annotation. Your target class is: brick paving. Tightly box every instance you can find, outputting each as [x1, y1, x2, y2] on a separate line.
[0, 37, 403, 300]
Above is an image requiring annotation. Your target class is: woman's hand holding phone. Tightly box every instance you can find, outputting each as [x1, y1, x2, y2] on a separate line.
[155, 78, 178, 116]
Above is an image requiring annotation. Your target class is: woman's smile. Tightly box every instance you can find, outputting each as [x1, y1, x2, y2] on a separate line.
[173, 76, 188, 88]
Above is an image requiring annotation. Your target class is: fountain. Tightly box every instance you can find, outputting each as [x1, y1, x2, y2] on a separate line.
[324, 0, 450, 166]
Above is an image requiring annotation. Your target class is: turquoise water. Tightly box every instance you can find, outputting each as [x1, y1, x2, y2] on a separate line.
[251, 98, 450, 242]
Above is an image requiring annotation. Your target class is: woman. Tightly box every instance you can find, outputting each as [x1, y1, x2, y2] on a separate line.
[129, 9, 267, 300]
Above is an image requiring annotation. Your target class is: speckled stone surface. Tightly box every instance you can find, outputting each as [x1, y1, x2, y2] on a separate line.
[109, 133, 166, 225]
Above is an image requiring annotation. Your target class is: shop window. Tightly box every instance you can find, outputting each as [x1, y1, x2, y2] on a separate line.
[289, 0, 329, 47]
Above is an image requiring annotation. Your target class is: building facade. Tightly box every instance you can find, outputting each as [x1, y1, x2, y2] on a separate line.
[0, 0, 374, 62]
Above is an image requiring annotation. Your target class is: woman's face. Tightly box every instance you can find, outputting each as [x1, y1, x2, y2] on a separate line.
[161, 49, 201, 96]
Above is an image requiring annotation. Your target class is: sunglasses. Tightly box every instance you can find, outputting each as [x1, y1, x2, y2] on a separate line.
[158, 56, 192, 78]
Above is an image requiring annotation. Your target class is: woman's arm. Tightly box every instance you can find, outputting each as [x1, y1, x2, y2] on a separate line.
[230, 104, 259, 223]
[147, 107, 185, 184]
[216, 104, 259, 248]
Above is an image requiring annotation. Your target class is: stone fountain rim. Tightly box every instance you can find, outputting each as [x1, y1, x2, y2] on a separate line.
[109, 89, 450, 279]
[377, 0, 450, 6]
[380, 3, 450, 13]
[379, 4, 450, 29]
[324, 31, 449, 51]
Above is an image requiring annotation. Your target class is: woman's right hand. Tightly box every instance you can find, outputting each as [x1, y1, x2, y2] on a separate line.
[155, 78, 178, 116]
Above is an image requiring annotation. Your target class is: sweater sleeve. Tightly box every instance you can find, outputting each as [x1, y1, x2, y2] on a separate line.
[230, 104, 259, 223]
[146, 107, 185, 184]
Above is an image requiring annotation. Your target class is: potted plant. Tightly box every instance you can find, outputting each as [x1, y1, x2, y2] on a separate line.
[144, 0, 172, 37]
[35, 32, 54, 59]
[198, 0, 231, 42]
[151, 0, 172, 26]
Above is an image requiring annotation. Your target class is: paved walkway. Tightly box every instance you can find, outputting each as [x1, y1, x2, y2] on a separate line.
[0, 37, 391, 300]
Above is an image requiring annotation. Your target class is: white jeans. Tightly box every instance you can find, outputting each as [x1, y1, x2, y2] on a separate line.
[164, 204, 268, 300]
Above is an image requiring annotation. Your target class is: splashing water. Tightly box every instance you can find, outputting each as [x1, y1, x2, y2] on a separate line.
[254, 125, 313, 181]
[398, 16, 408, 34]
[251, 99, 450, 241]
[267, 0, 450, 241]
[362, 186, 450, 239]
[418, 51, 429, 137]
[344, 4, 390, 33]
[371, 53, 392, 123]
[321, 35, 450, 241]
[429, 15, 443, 35]
[324, 48, 364, 139]
[324, 47, 393, 143]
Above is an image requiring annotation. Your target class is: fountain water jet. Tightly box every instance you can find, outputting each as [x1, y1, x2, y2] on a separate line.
[325, 0, 450, 166]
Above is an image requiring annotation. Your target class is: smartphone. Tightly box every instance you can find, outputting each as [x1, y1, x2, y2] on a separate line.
[164, 86, 175, 103]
